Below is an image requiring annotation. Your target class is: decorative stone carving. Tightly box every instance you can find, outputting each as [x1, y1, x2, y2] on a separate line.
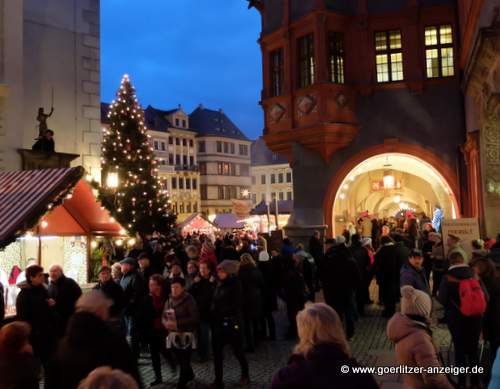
[336, 93, 347, 108]
[269, 103, 286, 123]
[297, 95, 316, 116]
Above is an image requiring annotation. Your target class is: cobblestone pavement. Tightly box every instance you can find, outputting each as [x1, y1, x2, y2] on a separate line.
[140, 286, 453, 389]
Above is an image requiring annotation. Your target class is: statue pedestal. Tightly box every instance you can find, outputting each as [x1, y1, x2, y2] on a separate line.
[284, 224, 327, 247]
[18, 149, 80, 170]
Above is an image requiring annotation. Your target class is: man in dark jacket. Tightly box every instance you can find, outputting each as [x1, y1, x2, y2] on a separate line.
[210, 260, 249, 388]
[375, 236, 403, 317]
[46, 290, 142, 389]
[400, 249, 431, 295]
[93, 266, 125, 318]
[438, 251, 487, 387]
[320, 236, 360, 339]
[119, 257, 146, 359]
[350, 234, 372, 315]
[16, 265, 58, 370]
[48, 265, 82, 335]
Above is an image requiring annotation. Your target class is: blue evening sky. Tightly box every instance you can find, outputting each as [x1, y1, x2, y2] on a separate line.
[101, 1, 263, 140]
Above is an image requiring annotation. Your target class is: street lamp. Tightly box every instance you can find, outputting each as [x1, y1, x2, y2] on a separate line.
[106, 172, 119, 189]
[241, 189, 250, 198]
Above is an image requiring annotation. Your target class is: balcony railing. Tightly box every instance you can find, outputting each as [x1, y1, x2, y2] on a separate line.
[174, 164, 199, 172]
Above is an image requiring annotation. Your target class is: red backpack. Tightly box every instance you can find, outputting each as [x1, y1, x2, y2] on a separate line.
[448, 276, 487, 317]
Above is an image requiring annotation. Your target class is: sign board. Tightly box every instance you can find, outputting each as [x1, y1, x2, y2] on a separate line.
[441, 218, 480, 260]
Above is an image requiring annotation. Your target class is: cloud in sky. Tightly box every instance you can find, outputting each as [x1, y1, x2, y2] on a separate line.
[101, 0, 263, 139]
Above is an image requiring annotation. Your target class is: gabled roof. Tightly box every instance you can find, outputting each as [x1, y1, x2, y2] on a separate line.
[251, 136, 287, 165]
[189, 106, 250, 141]
[251, 200, 293, 215]
[144, 105, 172, 133]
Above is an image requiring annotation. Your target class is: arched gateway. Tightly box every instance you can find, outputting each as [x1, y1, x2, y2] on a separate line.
[323, 142, 460, 237]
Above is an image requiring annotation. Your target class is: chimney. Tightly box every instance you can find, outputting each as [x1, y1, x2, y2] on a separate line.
[198, 103, 204, 110]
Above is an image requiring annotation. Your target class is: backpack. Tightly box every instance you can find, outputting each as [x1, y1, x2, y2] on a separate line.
[447, 275, 487, 317]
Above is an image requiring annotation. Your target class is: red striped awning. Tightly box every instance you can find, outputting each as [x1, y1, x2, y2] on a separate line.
[0, 167, 84, 248]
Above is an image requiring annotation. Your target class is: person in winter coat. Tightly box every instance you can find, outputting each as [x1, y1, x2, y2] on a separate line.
[137, 253, 156, 287]
[189, 261, 216, 361]
[48, 265, 82, 335]
[270, 303, 378, 389]
[15, 265, 58, 370]
[143, 274, 176, 386]
[93, 266, 125, 318]
[471, 257, 500, 366]
[210, 260, 249, 388]
[490, 347, 500, 389]
[119, 257, 146, 360]
[185, 260, 199, 290]
[351, 234, 372, 316]
[239, 253, 264, 352]
[387, 286, 453, 389]
[200, 240, 218, 268]
[400, 249, 431, 295]
[320, 236, 360, 339]
[429, 232, 447, 296]
[438, 251, 488, 388]
[375, 236, 403, 317]
[257, 238, 278, 341]
[162, 277, 199, 389]
[0, 321, 41, 389]
[46, 291, 142, 389]
[281, 253, 307, 340]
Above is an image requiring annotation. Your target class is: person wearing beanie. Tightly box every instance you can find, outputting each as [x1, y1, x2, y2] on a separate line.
[210, 259, 249, 388]
[400, 249, 431, 295]
[387, 286, 453, 389]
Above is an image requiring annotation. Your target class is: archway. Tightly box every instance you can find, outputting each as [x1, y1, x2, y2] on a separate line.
[323, 142, 460, 237]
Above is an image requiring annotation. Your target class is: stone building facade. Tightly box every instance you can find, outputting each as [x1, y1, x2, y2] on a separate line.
[0, 0, 102, 179]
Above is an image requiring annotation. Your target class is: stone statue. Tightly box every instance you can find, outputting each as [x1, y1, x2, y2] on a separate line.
[32, 106, 55, 153]
[36, 106, 54, 139]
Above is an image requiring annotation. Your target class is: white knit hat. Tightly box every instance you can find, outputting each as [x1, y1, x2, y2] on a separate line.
[400, 285, 432, 318]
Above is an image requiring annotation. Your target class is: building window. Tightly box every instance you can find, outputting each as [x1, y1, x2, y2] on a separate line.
[182, 138, 187, 146]
[198, 141, 206, 152]
[271, 174, 276, 184]
[183, 120, 187, 128]
[230, 143, 235, 154]
[168, 154, 174, 164]
[223, 142, 229, 153]
[279, 192, 284, 200]
[176, 137, 180, 145]
[375, 30, 404, 83]
[240, 164, 249, 176]
[218, 186, 224, 200]
[278, 173, 284, 183]
[425, 25, 454, 78]
[189, 156, 194, 166]
[287, 191, 292, 200]
[172, 177, 177, 189]
[192, 179, 197, 190]
[252, 193, 257, 204]
[216, 141, 222, 153]
[160, 142, 166, 151]
[201, 185, 207, 200]
[175, 155, 180, 165]
[239, 144, 248, 156]
[189, 139, 193, 147]
[175, 118, 180, 127]
[271, 192, 276, 200]
[261, 193, 266, 202]
[286, 172, 292, 183]
[154, 141, 159, 150]
[193, 203, 198, 212]
[251, 176, 256, 185]
[261, 175, 266, 185]
[169, 137, 173, 145]
[270, 48, 284, 97]
[183, 155, 188, 165]
[298, 33, 315, 88]
[328, 32, 345, 84]
[199, 162, 207, 175]
[179, 203, 184, 213]
[179, 177, 184, 190]
[187, 203, 191, 213]
[186, 179, 191, 190]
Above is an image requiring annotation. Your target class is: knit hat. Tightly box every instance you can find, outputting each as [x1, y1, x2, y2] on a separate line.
[400, 285, 432, 318]
[217, 259, 240, 275]
[120, 257, 138, 267]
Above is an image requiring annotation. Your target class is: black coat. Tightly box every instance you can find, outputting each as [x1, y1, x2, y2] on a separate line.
[320, 245, 360, 299]
[120, 270, 146, 317]
[281, 262, 306, 309]
[271, 344, 379, 389]
[189, 276, 216, 321]
[0, 352, 40, 389]
[308, 236, 324, 264]
[258, 259, 279, 312]
[220, 246, 240, 262]
[93, 280, 125, 317]
[482, 275, 500, 344]
[375, 243, 403, 286]
[48, 276, 82, 332]
[238, 265, 264, 318]
[351, 243, 371, 281]
[46, 311, 142, 389]
[142, 294, 167, 340]
[16, 284, 58, 359]
[211, 275, 243, 324]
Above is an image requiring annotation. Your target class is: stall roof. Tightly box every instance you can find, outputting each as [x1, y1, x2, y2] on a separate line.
[213, 213, 246, 229]
[250, 200, 294, 215]
[177, 213, 218, 231]
[0, 167, 123, 248]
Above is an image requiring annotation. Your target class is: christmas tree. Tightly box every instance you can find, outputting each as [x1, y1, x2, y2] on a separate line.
[97, 74, 176, 237]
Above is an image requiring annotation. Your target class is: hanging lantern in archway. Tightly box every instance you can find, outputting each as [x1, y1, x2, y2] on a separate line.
[383, 170, 395, 189]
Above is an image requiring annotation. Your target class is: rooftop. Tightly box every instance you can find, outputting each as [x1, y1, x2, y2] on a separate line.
[189, 105, 250, 141]
[251, 136, 288, 165]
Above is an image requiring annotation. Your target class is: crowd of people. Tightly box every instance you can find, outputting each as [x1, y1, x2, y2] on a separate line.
[0, 219, 499, 389]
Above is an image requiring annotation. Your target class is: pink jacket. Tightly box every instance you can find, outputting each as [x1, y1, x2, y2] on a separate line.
[387, 313, 453, 389]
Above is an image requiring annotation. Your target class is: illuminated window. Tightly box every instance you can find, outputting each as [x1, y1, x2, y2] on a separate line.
[270, 48, 284, 97]
[375, 30, 404, 83]
[328, 32, 344, 84]
[425, 25, 454, 78]
[298, 34, 315, 88]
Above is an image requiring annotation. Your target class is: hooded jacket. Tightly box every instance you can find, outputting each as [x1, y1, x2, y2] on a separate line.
[400, 263, 431, 295]
[387, 313, 453, 389]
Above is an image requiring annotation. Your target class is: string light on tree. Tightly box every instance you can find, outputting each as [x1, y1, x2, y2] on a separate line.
[94, 74, 176, 237]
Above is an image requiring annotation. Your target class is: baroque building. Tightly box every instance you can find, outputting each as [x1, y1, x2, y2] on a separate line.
[248, 0, 499, 239]
[0, 0, 102, 179]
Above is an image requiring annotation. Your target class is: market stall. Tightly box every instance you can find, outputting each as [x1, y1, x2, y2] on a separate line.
[0, 166, 124, 316]
[177, 213, 219, 236]
[250, 200, 293, 232]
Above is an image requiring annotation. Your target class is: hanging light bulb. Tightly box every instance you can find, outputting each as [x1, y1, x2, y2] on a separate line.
[383, 170, 395, 189]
